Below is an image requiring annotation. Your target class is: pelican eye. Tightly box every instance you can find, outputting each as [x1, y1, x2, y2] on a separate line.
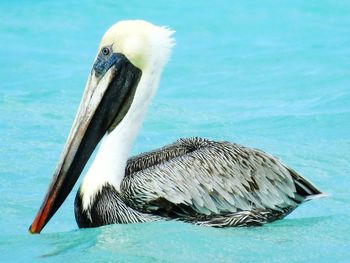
[102, 47, 110, 56]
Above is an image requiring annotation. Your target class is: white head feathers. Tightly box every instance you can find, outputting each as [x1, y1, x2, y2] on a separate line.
[99, 20, 175, 72]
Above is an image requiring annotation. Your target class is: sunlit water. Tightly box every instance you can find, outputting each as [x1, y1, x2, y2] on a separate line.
[1, 0, 349, 262]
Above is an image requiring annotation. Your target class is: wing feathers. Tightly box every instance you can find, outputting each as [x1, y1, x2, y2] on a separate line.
[121, 138, 321, 218]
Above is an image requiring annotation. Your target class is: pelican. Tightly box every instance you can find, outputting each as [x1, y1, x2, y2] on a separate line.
[29, 20, 324, 234]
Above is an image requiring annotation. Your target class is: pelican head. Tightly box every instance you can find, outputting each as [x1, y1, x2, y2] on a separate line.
[29, 20, 174, 233]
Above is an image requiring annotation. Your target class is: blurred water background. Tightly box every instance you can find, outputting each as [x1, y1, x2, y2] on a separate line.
[0, 0, 349, 262]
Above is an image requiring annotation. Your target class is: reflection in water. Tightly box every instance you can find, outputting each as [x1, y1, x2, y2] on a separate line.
[34, 216, 347, 262]
[40, 228, 100, 258]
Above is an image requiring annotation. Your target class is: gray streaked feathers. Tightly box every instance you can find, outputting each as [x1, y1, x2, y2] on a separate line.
[76, 137, 322, 227]
[119, 137, 321, 224]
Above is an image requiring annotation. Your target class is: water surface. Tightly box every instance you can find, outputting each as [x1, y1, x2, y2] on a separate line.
[1, 0, 350, 262]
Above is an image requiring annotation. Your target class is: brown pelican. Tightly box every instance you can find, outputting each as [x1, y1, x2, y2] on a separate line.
[29, 20, 324, 234]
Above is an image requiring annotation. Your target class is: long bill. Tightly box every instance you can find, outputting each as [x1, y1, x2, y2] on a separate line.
[29, 53, 141, 234]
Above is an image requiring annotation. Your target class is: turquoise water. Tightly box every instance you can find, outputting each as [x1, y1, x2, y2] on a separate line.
[1, 0, 350, 262]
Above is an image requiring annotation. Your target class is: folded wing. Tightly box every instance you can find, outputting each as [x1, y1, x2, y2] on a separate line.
[121, 138, 321, 219]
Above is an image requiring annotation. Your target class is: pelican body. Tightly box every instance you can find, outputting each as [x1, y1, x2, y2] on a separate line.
[29, 20, 323, 233]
